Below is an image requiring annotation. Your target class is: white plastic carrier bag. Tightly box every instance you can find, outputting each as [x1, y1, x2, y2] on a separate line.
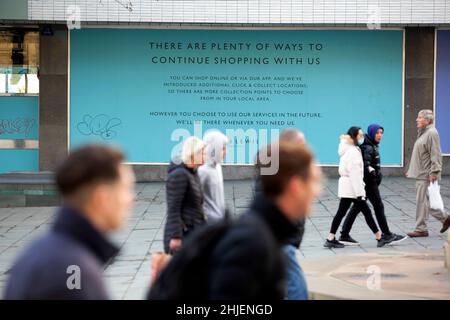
[428, 181, 445, 212]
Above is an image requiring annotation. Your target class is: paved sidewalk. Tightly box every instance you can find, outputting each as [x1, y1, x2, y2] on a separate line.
[0, 177, 449, 299]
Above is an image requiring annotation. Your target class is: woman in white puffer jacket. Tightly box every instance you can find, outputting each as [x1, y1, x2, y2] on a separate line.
[324, 127, 381, 248]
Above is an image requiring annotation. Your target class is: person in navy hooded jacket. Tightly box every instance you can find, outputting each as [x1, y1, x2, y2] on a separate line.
[338, 124, 407, 247]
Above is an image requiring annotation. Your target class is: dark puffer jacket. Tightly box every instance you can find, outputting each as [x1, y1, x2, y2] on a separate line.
[361, 134, 382, 186]
[163, 162, 206, 253]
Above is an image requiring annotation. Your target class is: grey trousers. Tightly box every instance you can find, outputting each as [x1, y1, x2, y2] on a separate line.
[415, 179, 448, 232]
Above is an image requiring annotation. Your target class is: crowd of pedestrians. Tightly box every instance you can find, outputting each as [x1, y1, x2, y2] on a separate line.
[3, 109, 449, 300]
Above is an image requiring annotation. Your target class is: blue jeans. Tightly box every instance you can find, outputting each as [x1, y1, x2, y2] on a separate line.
[283, 244, 308, 300]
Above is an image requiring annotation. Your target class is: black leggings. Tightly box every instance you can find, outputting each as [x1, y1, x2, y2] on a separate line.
[342, 183, 390, 236]
[330, 198, 379, 235]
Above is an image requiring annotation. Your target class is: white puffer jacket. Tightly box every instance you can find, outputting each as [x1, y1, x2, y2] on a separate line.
[337, 135, 366, 199]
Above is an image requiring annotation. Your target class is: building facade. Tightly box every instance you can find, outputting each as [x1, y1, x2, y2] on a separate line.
[1, 0, 450, 180]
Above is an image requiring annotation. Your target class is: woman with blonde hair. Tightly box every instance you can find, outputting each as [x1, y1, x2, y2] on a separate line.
[163, 136, 206, 254]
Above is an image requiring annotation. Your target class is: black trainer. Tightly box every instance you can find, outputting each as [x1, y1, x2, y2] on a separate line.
[377, 233, 396, 247]
[390, 233, 408, 244]
[338, 234, 360, 246]
[324, 238, 345, 249]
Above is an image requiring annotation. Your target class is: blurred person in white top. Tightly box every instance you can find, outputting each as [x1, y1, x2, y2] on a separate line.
[198, 130, 229, 223]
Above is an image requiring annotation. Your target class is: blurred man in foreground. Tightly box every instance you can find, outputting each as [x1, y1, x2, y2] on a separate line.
[4, 144, 135, 299]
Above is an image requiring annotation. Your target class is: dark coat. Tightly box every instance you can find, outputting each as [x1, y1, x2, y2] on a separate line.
[206, 194, 298, 299]
[361, 134, 382, 186]
[4, 207, 118, 300]
[164, 162, 206, 253]
[254, 173, 305, 248]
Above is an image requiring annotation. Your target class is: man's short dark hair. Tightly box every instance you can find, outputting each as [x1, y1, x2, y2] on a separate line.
[260, 142, 314, 198]
[56, 144, 125, 197]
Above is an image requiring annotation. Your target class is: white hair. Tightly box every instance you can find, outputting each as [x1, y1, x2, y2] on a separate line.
[418, 109, 434, 123]
[203, 130, 229, 164]
[181, 136, 205, 164]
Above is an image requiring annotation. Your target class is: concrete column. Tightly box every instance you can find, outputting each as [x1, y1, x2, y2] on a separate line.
[404, 27, 438, 173]
[39, 25, 69, 171]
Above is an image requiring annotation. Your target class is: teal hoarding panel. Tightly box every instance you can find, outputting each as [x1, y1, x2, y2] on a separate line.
[70, 29, 403, 165]
[0, 149, 38, 172]
[0, 96, 39, 173]
[0, 96, 38, 140]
